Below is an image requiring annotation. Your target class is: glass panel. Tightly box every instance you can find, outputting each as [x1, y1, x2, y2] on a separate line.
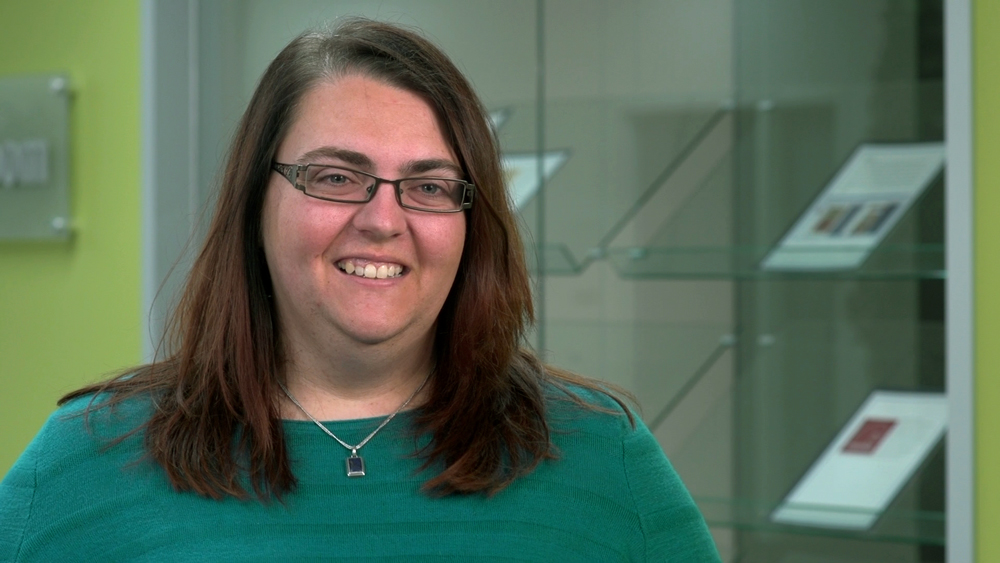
[538, 0, 944, 561]
[728, 1, 945, 560]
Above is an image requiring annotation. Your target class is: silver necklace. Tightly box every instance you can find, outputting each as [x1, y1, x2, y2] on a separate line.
[278, 370, 431, 477]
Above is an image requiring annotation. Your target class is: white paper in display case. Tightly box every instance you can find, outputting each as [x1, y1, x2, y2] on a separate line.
[761, 143, 944, 271]
[770, 390, 946, 530]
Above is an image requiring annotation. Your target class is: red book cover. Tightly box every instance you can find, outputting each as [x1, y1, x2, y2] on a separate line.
[842, 418, 897, 454]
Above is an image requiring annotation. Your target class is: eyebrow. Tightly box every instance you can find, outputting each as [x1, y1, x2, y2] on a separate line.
[297, 146, 464, 179]
[298, 147, 374, 169]
[400, 158, 464, 179]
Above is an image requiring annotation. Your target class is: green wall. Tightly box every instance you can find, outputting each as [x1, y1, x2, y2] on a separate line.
[0, 1, 142, 475]
[976, 1, 1000, 559]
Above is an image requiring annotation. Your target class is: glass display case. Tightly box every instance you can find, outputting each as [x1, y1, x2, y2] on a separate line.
[519, 1, 946, 561]
[149, 1, 954, 561]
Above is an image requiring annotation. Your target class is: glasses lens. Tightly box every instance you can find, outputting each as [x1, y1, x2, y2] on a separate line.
[399, 178, 466, 211]
[304, 166, 371, 201]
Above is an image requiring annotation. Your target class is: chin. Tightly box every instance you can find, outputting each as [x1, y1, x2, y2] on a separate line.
[350, 332, 400, 346]
[341, 323, 410, 346]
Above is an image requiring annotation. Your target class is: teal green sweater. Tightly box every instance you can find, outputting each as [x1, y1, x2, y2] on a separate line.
[0, 389, 720, 562]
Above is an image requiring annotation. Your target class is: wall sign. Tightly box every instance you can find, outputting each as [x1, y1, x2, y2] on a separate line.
[0, 74, 71, 240]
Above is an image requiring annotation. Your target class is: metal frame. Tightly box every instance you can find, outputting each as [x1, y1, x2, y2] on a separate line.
[141, 0, 203, 361]
[946, 0, 975, 560]
[271, 162, 475, 212]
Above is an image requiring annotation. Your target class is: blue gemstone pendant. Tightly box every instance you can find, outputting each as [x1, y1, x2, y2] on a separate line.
[346, 450, 365, 477]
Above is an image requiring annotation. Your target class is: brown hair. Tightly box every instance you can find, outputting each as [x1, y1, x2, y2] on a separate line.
[63, 18, 629, 499]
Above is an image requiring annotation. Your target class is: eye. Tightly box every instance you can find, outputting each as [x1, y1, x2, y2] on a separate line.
[417, 182, 443, 195]
[400, 178, 460, 208]
[317, 172, 350, 185]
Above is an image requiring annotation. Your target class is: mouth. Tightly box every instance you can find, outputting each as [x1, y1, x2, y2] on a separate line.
[336, 259, 406, 279]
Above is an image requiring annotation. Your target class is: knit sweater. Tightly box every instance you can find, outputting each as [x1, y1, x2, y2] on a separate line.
[0, 388, 721, 562]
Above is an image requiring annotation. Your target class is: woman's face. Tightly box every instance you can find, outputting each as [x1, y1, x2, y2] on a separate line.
[261, 75, 466, 353]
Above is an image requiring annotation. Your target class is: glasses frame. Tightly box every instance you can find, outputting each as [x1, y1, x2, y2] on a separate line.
[272, 162, 475, 213]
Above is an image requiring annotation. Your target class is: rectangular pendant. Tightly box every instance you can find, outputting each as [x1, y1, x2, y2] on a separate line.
[346, 454, 365, 477]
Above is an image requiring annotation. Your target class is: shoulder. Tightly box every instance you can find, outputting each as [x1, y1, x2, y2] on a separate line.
[0, 393, 160, 561]
[539, 378, 722, 562]
[4, 392, 154, 493]
[542, 378, 636, 439]
[619, 424, 721, 561]
[41, 392, 152, 450]
[7, 392, 153, 487]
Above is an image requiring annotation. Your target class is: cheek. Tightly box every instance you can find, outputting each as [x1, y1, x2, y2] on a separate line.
[270, 203, 343, 258]
[441, 221, 467, 278]
[262, 194, 317, 283]
[453, 223, 467, 266]
[260, 192, 283, 273]
[435, 216, 465, 254]
[414, 219, 465, 277]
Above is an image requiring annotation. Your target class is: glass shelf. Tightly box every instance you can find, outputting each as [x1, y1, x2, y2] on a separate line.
[528, 243, 944, 280]
[542, 320, 733, 424]
[544, 314, 945, 547]
[521, 99, 945, 281]
[688, 373, 944, 547]
[631, 315, 946, 549]
[696, 495, 944, 546]
[605, 244, 945, 280]
[525, 243, 588, 275]
[504, 100, 728, 266]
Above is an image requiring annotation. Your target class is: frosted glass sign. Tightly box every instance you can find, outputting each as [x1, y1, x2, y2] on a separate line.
[0, 74, 71, 240]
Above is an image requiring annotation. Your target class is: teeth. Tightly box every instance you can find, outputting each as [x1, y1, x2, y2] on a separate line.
[337, 260, 404, 279]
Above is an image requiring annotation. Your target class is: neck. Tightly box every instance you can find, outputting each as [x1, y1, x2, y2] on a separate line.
[279, 337, 435, 422]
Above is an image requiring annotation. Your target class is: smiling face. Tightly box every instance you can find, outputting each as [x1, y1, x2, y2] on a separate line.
[261, 75, 466, 359]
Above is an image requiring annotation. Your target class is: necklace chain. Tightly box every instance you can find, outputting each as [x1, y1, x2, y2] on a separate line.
[278, 369, 432, 455]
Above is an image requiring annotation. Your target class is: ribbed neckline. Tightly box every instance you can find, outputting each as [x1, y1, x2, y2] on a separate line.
[280, 407, 420, 436]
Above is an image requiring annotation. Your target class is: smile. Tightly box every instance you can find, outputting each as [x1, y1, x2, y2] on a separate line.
[336, 259, 405, 279]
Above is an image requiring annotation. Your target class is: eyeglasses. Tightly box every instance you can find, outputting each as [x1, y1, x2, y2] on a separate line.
[272, 162, 475, 213]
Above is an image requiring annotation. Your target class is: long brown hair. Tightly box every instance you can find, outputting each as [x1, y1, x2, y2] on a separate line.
[64, 18, 629, 499]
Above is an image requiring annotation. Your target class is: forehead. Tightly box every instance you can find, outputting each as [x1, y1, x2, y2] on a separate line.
[278, 75, 457, 168]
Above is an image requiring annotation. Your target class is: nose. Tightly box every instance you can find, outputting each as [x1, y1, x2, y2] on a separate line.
[350, 179, 406, 239]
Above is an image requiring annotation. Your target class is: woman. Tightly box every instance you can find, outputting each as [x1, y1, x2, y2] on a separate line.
[0, 19, 720, 562]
